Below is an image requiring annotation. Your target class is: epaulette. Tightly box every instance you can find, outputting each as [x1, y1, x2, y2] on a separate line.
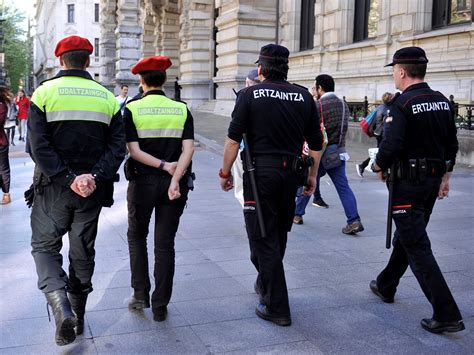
[125, 96, 142, 105]
[38, 76, 58, 86]
[292, 83, 309, 90]
[170, 97, 188, 105]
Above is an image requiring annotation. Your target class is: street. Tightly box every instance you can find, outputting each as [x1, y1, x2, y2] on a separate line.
[0, 111, 473, 354]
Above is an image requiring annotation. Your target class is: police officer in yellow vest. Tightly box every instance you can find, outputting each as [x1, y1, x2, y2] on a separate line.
[124, 56, 194, 322]
[28, 36, 126, 346]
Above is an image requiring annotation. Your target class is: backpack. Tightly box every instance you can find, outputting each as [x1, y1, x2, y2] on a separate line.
[359, 110, 377, 137]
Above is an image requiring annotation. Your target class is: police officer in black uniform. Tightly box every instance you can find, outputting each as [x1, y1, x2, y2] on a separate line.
[370, 47, 464, 334]
[28, 36, 126, 345]
[220, 44, 323, 326]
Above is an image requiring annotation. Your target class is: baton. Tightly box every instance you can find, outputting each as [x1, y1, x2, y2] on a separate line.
[385, 163, 395, 249]
[242, 133, 266, 238]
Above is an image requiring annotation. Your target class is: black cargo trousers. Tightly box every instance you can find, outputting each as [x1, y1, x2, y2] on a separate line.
[376, 176, 462, 322]
[127, 174, 188, 311]
[243, 165, 298, 317]
[31, 182, 102, 294]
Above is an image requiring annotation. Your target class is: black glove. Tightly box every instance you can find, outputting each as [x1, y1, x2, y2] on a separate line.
[24, 184, 35, 208]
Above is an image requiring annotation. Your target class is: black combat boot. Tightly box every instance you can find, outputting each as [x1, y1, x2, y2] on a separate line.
[45, 289, 77, 346]
[68, 293, 88, 335]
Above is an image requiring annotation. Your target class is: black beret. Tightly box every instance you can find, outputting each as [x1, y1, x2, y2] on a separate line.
[385, 46, 429, 67]
[255, 44, 290, 64]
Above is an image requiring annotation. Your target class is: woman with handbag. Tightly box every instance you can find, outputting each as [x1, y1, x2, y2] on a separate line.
[4, 100, 17, 146]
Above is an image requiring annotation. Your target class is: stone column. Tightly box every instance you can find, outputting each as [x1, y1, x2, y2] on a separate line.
[214, 0, 278, 100]
[157, 0, 181, 96]
[179, 0, 214, 106]
[99, 0, 118, 92]
[141, 0, 158, 58]
[115, 0, 143, 95]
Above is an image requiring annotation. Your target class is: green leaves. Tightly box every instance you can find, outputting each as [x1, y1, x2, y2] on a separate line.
[0, 5, 29, 93]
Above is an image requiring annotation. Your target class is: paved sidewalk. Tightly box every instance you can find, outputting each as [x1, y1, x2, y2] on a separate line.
[0, 112, 473, 354]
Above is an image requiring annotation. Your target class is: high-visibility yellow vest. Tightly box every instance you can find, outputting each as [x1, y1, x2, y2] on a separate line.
[31, 76, 119, 125]
[126, 94, 187, 139]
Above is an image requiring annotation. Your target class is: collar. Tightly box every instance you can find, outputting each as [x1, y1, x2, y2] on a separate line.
[55, 70, 93, 80]
[143, 89, 166, 97]
[403, 82, 429, 93]
[261, 78, 287, 84]
[320, 92, 337, 99]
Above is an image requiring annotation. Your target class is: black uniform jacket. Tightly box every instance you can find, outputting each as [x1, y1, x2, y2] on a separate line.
[228, 79, 323, 156]
[28, 70, 126, 186]
[376, 82, 458, 172]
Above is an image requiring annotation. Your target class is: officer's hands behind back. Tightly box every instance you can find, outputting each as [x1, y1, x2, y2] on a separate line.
[168, 180, 181, 200]
[70, 174, 96, 198]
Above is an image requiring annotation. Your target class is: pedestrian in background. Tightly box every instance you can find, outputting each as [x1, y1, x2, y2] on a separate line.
[116, 84, 131, 115]
[233, 68, 261, 206]
[15, 89, 29, 142]
[28, 35, 125, 346]
[174, 77, 182, 101]
[370, 46, 464, 334]
[124, 56, 194, 322]
[295, 74, 363, 234]
[0, 85, 12, 205]
[356, 91, 393, 177]
[4, 98, 17, 146]
[220, 44, 323, 326]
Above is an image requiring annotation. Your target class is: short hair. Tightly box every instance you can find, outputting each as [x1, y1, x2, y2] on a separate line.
[140, 70, 167, 87]
[259, 61, 289, 81]
[315, 74, 335, 92]
[381, 92, 393, 105]
[399, 63, 426, 79]
[61, 50, 90, 69]
[120, 84, 128, 89]
[0, 87, 11, 105]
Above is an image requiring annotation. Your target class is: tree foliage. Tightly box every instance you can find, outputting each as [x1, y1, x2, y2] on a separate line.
[0, 5, 29, 93]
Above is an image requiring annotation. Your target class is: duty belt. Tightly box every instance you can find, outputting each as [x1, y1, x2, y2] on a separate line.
[252, 155, 296, 169]
[395, 158, 446, 181]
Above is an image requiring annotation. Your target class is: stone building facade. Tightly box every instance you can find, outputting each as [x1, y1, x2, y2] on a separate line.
[101, 0, 473, 110]
[34, 0, 102, 85]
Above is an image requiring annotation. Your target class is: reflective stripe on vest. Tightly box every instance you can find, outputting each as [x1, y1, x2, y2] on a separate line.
[31, 76, 119, 125]
[47, 110, 112, 125]
[127, 94, 187, 139]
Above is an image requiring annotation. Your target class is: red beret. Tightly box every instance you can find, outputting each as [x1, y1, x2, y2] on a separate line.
[131, 56, 172, 74]
[55, 36, 93, 57]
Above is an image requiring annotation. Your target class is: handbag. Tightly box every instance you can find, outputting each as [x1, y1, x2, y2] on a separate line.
[8, 103, 18, 122]
[319, 102, 328, 154]
[320, 98, 345, 170]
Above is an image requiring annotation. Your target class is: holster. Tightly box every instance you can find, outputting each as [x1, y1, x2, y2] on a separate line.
[124, 158, 139, 181]
[292, 155, 313, 186]
[33, 166, 51, 195]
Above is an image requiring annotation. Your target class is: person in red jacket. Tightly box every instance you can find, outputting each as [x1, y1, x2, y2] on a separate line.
[15, 89, 30, 142]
